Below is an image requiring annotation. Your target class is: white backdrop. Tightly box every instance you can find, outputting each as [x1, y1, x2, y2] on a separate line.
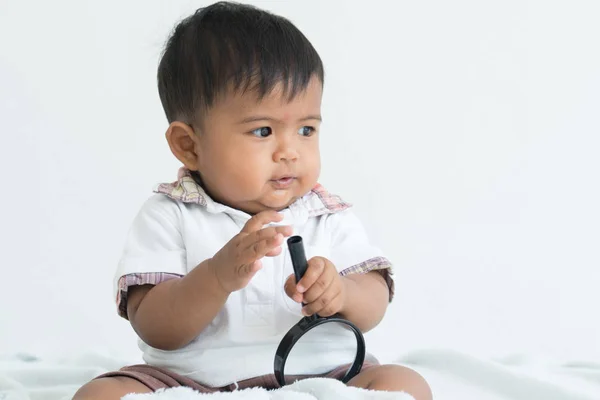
[1, 0, 598, 364]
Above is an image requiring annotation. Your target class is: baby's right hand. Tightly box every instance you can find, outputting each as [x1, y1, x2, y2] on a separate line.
[208, 210, 292, 294]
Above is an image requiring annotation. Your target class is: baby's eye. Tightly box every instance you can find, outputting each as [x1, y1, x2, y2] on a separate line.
[298, 126, 315, 137]
[251, 127, 272, 138]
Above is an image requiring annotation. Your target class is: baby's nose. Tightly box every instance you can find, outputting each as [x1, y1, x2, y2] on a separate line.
[273, 140, 299, 162]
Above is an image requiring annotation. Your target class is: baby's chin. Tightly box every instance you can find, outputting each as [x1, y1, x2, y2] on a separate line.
[240, 182, 315, 213]
[258, 191, 302, 211]
[261, 196, 298, 211]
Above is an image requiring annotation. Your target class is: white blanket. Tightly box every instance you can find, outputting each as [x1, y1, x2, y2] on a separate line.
[123, 379, 413, 399]
[1, 349, 599, 400]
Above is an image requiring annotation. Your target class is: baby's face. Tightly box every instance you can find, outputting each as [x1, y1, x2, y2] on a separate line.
[193, 76, 322, 214]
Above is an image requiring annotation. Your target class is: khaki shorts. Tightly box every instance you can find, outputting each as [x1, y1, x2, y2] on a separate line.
[95, 359, 379, 393]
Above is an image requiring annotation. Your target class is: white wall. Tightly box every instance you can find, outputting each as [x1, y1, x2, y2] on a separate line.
[1, 0, 598, 364]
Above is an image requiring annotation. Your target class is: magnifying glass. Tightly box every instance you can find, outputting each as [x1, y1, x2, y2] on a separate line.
[273, 236, 366, 386]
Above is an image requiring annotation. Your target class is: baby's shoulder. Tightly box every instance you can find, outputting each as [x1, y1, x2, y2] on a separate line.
[138, 192, 185, 215]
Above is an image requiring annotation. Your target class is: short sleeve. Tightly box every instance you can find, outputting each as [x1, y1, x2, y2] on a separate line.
[326, 209, 395, 302]
[114, 195, 187, 318]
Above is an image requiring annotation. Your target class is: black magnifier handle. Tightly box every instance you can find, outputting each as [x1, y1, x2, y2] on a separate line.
[288, 236, 314, 311]
[288, 236, 308, 283]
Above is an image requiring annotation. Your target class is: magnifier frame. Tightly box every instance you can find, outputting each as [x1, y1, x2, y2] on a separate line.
[274, 312, 366, 386]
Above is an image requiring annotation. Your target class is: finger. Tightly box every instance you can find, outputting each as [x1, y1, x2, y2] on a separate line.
[274, 225, 293, 237]
[265, 245, 283, 257]
[238, 260, 262, 278]
[296, 257, 327, 293]
[238, 233, 285, 264]
[238, 226, 292, 250]
[302, 268, 334, 304]
[250, 259, 262, 273]
[302, 283, 341, 316]
[241, 210, 284, 234]
[303, 289, 343, 317]
[284, 274, 303, 303]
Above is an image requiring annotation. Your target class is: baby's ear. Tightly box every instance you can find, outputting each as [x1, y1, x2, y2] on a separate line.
[165, 121, 199, 170]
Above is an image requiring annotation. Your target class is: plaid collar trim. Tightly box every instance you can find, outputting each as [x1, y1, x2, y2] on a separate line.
[154, 168, 351, 217]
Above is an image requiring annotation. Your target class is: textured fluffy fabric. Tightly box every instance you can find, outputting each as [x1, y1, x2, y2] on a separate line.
[121, 377, 413, 400]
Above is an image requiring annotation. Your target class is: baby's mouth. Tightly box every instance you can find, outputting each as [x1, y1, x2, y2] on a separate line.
[271, 176, 296, 189]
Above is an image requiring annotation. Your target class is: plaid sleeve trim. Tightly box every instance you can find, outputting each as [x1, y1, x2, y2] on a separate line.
[339, 257, 395, 302]
[116, 272, 183, 319]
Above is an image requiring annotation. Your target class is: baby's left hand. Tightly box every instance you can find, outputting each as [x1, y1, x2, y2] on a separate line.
[284, 257, 346, 317]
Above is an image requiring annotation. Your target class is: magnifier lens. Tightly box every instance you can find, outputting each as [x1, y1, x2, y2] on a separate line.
[284, 321, 358, 377]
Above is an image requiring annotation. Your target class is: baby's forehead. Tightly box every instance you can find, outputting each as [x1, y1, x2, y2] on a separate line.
[211, 77, 323, 116]
[228, 77, 319, 102]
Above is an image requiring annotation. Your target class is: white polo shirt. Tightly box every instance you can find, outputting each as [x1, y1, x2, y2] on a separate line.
[114, 169, 393, 387]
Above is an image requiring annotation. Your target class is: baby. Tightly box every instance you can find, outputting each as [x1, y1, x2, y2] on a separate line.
[74, 2, 431, 399]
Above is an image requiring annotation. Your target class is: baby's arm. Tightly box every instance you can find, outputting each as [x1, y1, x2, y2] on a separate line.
[338, 271, 389, 331]
[126, 259, 228, 351]
[123, 209, 291, 351]
[328, 210, 394, 331]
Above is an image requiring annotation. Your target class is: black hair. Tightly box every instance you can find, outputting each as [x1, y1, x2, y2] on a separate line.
[157, 1, 325, 125]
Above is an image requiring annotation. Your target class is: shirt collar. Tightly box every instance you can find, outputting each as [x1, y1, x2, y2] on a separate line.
[154, 168, 352, 218]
